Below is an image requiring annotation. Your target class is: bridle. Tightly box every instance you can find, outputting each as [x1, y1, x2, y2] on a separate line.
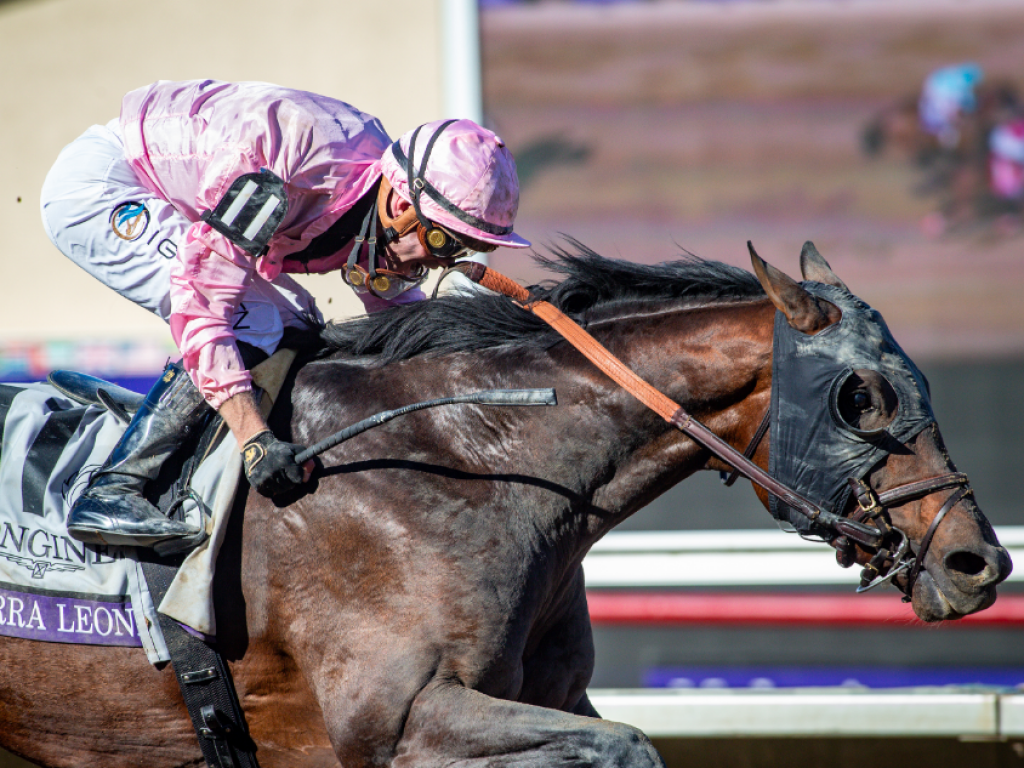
[729, 410, 972, 600]
[445, 261, 974, 600]
[844, 472, 972, 599]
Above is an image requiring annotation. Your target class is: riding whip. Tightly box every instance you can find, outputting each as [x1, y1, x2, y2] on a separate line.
[296, 388, 557, 464]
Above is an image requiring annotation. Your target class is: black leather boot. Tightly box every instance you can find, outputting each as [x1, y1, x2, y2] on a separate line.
[66, 361, 211, 546]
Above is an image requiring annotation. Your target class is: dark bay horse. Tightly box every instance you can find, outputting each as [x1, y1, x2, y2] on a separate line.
[0, 244, 1011, 767]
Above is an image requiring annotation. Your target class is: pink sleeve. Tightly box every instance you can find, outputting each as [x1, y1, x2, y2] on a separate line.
[356, 286, 427, 315]
[169, 223, 256, 409]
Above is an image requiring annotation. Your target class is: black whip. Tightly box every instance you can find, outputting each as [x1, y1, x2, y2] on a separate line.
[295, 388, 557, 464]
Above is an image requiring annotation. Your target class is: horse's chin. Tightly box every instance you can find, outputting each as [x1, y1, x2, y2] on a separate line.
[910, 570, 997, 622]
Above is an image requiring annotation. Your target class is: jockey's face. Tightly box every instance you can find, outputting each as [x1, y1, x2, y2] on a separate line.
[378, 190, 497, 272]
[380, 195, 451, 272]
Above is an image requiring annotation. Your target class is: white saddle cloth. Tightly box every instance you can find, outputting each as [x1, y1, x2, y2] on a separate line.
[0, 350, 294, 665]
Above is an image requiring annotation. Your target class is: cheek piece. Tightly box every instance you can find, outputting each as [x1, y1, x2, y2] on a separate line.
[341, 178, 429, 301]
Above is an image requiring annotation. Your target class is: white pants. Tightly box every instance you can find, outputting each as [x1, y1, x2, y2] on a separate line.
[39, 121, 320, 358]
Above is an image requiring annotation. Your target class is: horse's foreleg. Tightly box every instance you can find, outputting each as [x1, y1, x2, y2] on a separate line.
[392, 683, 664, 768]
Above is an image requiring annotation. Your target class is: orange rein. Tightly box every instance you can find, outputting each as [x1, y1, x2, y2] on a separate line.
[444, 261, 884, 547]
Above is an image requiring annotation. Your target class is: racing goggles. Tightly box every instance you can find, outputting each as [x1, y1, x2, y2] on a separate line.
[341, 186, 428, 301]
[344, 262, 427, 301]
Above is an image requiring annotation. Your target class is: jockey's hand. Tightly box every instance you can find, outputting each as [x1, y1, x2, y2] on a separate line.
[241, 430, 313, 497]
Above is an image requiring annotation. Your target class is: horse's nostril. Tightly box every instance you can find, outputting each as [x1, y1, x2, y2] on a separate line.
[945, 550, 988, 577]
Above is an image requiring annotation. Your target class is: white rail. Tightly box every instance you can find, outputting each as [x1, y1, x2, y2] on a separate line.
[589, 688, 1024, 738]
[582, 526, 1024, 588]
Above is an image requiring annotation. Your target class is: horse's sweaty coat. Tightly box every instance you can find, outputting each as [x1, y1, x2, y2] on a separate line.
[0, 248, 1011, 768]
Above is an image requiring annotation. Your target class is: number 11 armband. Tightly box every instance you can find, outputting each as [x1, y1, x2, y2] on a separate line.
[201, 169, 289, 256]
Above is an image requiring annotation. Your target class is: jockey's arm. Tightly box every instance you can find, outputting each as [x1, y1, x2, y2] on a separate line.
[170, 225, 313, 491]
[217, 389, 270, 448]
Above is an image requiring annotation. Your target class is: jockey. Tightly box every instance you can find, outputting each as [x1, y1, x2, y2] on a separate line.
[40, 79, 530, 547]
[989, 117, 1024, 203]
[918, 63, 984, 148]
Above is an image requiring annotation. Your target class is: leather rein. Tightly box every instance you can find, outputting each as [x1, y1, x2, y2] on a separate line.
[446, 262, 972, 599]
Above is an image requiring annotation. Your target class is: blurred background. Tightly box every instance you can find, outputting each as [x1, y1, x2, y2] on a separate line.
[477, 0, 1024, 687]
[3, 0, 1024, 766]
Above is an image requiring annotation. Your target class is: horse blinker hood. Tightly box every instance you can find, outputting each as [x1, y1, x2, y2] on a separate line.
[768, 282, 936, 536]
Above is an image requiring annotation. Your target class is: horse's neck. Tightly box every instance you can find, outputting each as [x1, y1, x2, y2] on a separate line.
[289, 298, 774, 573]
[553, 298, 775, 546]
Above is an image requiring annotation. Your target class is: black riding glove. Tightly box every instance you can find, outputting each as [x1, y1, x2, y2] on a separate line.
[242, 430, 307, 497]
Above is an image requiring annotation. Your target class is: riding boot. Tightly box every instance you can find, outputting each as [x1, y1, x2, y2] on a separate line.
[66, 361, 211, 546]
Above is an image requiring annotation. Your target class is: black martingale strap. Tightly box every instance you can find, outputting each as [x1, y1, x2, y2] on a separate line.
[141, 556, 260, 768]
[201, 169, 288, 256]
[721, 407, 771, 488]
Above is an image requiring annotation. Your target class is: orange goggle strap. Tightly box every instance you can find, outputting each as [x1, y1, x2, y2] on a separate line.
[380, 176, 464, 258]
[378, 176, 419, 244]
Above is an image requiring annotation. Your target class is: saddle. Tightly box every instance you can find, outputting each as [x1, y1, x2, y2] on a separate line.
[47, 370, 145, 425]
[47, 354, 297, 768]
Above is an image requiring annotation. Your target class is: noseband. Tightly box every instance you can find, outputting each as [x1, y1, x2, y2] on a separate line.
[447, 262, 975, 599]
[730, 413, 973, 600]
[844, 473, 972, 600]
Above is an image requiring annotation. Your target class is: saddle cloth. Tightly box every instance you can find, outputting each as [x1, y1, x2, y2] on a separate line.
[0, 350, 294, 664]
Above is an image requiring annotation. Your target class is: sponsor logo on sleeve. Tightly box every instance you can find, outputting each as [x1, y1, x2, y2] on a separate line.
[110, 201, 151, 241]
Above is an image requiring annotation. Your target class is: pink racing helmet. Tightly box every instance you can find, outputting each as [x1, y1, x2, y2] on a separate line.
[379, 119, 531, 250]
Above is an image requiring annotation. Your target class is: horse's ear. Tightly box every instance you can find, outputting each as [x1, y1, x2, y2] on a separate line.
[799, 241, 849, 292]
[749, 241, 838, 334]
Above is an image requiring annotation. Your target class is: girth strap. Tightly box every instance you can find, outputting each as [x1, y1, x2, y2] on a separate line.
[142, 553, 260, 768]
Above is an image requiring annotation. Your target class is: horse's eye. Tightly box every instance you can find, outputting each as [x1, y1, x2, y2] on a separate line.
[832, 369, 899, 437]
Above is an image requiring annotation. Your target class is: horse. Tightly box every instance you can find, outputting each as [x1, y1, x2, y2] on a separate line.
[0, 243, 1011, 768]
[861, 80, 1022, 230]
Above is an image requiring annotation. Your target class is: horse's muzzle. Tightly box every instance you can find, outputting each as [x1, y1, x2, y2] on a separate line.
[911, 544, 1011, 621]
[943, 544, 1012, 593]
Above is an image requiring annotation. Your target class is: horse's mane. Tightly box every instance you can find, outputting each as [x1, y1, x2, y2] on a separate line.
[315, 241, 765, 365]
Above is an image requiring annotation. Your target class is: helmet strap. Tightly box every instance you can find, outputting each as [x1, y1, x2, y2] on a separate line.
[405, 120, 458, 231]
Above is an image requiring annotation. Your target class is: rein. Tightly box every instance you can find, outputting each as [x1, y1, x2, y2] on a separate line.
[447, 262, 972, 598]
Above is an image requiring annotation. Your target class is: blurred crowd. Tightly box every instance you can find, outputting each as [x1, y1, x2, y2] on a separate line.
[862, 63, 1024, 237]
